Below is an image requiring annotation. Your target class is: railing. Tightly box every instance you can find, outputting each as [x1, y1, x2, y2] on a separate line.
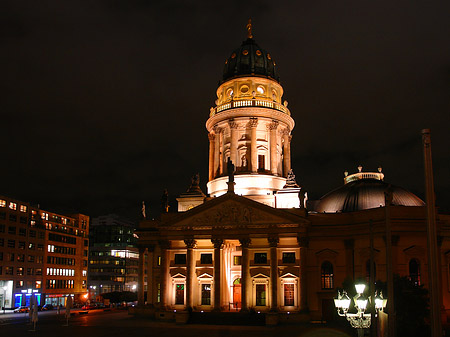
[210, 99, 290, 117]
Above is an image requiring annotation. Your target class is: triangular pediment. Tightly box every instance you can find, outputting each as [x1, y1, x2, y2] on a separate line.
[280, 272, 298, 279]
[162, 193, 309, 230]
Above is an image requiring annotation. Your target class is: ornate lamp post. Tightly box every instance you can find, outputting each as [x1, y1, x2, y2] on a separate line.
[334, 283, 387, 337]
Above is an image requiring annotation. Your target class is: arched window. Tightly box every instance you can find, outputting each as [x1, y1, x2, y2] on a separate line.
[365, 260, 376, 282]
[321, 261, 334, 289]
[409, 259, 421, 286]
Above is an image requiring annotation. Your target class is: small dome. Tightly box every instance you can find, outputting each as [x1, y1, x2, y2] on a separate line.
[222, 37, 279, 83]
[316, 179, 424, 213]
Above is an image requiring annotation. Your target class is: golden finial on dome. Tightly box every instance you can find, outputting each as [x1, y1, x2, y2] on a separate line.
[246, 19, 253, 39]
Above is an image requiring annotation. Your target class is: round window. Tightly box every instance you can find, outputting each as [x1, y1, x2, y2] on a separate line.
[240, 85, 249, 94]
[226, 88, 234, 97]
[257, 86, 265, 95]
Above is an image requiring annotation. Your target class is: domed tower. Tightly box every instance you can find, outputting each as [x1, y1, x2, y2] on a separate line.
[206, 21, 295, 207]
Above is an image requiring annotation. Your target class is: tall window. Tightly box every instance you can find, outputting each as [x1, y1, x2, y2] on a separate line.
[254, 253, 267, 264]
[409, 259, 421, 286]
[174, 254, 186, 265]
[258, 155, 265, 171]
[201, 284, 211, 305]
[284, 284, 294, 306]
[256, 284, 266, 306]
[321, 261, 334, 289]
[175, 284, 185, 305]
[200, 254, 212, 265]
[282, 252, 296, 264]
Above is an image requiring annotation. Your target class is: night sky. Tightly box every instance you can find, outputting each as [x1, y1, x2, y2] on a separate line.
[2, 1, 450, 222]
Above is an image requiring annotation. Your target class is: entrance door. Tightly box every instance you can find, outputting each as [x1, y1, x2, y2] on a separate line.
[322, 298, 335, 322]
[232, 278, 241, 311]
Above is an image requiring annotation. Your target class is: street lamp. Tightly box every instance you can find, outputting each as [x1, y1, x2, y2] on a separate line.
[334, 283, 387, 337]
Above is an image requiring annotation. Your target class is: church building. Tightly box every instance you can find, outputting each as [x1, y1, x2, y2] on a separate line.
[136, 22, 450, 324]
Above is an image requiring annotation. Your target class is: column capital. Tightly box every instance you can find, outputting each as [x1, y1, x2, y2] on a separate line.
[248, 117, 258, 128]
[268, 235, 279, 247]
[267, 120, 279, 131]
[228, 119, 239, 129]
[211, 238, 224, 249]
[208, 132, 215, 141]
[239, 237, 251, 248]
[281, 127, 290, 136]
[297, 236, 309, 248]
[213, 125, 222, 134]
[184, 238, 197, 249]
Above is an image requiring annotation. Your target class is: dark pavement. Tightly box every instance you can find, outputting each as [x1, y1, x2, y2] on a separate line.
[0, 309, 351, 337]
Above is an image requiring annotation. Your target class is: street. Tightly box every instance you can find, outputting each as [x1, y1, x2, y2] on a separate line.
[0, 309, 352, 337]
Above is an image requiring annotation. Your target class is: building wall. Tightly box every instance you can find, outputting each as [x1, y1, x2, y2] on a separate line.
[0, 195, 88, 308]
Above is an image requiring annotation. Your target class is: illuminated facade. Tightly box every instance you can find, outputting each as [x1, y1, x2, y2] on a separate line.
[136, 24, 450, 324]
[0, 195, 89, 308]
[88, 214, 139, 296]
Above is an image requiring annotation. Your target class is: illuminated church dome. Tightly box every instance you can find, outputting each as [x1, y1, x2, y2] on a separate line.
[315, 167, 425, 213]
[205, 20, 295, 207]
[222, 35, 279, 83]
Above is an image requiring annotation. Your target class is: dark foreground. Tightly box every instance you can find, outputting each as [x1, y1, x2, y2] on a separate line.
[0, 309, 352, 337]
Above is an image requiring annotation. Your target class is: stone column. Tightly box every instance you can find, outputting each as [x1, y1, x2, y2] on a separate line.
[240, 237, 251, 311]
[229, 120, 239, 167]
[219, 131, 224, 175]
[268, 121, 279, 175]
[282, 129, 291, 177]
[214, 127, 221, 178]
[147, 245, 155, 306]
[208, 133, 215, 181]
[211, 238, 223, 311]
[184, 239, 196, 310]
[268, 236, 279, 311]
[138, 246, 146, 306]
[159, 240, 170, 309]
[298, 236, 309, 311]
[249, 118, 258, 173]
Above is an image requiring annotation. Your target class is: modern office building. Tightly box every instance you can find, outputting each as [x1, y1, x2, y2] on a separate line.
[88, 214, 139, 297]
[0, 195, 89, 308]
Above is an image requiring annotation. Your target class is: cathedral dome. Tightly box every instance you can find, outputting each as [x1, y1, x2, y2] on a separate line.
[315, 169, 424, 213]
[222, 22, 279, 83]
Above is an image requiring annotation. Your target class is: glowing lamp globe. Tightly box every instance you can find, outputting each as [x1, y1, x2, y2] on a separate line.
[355, 283, 366, 294]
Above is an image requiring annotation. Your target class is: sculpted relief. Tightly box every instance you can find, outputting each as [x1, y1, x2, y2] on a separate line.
[190, 201, 265, 228]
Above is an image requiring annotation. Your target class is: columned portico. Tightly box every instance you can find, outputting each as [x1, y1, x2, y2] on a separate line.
[268, 121, 279, 175]
[298, 236, 308, 311]
[147, 245, 155, 306]
[282, 130, 291, 177]
[249, 117, 258, 173]
[208, 133, 215, 181]
[159, 240, 170, 308]
[269, 236, 279, 311]
[211, 238, 223, 311]
[229, 120, 239, 168]
[214, 128, 221, 177]
[185, 238, 197, 309]
[239, 237, 251, 311]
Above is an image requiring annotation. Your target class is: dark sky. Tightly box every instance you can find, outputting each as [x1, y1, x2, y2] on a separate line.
[2, 1, 450, 222]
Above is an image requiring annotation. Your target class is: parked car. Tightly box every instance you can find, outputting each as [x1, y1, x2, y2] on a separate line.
[41, 304, 54, 311]
[14, 306, 29, 313]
